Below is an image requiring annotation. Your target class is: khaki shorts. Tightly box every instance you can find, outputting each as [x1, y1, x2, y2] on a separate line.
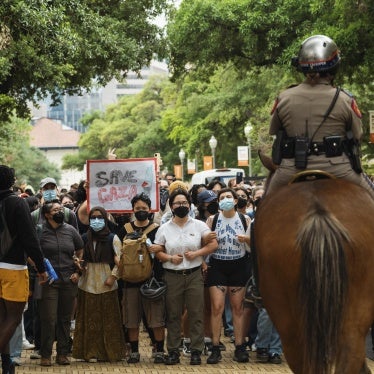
[122, 286, 165, 329]
[0, 268, 29, 302]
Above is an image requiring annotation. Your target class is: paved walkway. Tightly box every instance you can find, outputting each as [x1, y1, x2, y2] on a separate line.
[14, 330, 374, 373]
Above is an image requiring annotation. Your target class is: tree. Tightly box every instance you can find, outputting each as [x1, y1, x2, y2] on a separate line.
[0, 0, 171, 121]
[62, 76, 179, 171]
[0, 116, 60, 188]
[167, 0, 374, 83]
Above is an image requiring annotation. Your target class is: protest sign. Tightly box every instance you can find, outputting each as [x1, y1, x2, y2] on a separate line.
[87, 158, 159, 213]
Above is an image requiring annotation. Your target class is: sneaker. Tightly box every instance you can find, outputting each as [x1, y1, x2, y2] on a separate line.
[233, 345, 249, 363]
[30, 350, 41, 359]
[256, 347, 269, 363]
[251, 343, 257, 352]
[153, 352, 165, 364]
[127, 352, 140, 364]
[190, 350, 201, 365]
[22, 340, 35, 350]
[269, 353, 282, 364]
[207, 346, 222, 364]
[182, 339, 191, 357]
[164, 350, 180, 365]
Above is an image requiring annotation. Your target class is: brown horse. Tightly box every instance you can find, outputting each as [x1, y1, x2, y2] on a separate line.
[254, 167, 374, 373]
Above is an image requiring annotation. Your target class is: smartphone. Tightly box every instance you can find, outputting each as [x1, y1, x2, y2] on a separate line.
[236, 172, 243, 185]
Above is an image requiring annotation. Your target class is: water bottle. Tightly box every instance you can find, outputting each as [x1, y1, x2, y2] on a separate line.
[44, 258, 59, 284]
[145, 238, 154, 258]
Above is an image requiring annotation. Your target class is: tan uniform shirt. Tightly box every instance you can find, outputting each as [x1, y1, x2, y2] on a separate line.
[270, 79, 362, 141]
[267, 79, 374, 198]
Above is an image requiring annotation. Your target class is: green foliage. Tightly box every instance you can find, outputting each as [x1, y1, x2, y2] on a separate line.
[0, 116, 60, 189]
[62, 76, 179, 171]
[0, 0, 171, 120]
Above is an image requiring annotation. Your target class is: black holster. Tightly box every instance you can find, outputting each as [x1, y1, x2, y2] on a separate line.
[343, 133, 362, 173]
[271, 129, 286, 165]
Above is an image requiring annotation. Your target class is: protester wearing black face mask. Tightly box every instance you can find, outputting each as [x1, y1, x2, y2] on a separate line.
[38, 201, 83, 366]
[234, 187, 251, 216]
[115, 192, 165, 365]
[196, 190, 219, 222]
[151, 189, 218, 366]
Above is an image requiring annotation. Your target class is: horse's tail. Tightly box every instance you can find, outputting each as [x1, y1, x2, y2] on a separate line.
[297, 201, 349, 374]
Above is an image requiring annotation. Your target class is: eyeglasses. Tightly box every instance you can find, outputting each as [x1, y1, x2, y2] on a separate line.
[91, 215, 104, 219]
[237, 194, 247, 199]
[172, 201, 189, 207]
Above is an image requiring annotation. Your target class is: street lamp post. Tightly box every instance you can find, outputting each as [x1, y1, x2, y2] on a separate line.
[179, 148, 186, 181]
[244, 122, 253, 177]
[209, 135, 218, 169]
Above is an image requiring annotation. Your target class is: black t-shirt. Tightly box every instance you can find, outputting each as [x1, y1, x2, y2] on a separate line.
[117, 221, 162, 287]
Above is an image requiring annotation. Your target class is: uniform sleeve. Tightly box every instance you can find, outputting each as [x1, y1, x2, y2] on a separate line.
[341, 90, 363, 141]
[269, 97, 282, 135]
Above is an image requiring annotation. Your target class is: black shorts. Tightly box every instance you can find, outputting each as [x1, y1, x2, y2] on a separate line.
[206, 255, 251, 288]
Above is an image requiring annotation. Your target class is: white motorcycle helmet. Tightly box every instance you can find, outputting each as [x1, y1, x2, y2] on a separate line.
[292, 35, 341, 74]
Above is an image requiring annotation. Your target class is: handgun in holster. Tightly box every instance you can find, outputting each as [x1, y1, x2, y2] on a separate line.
[272, 129, 286, 165]
[343, 130, 362, 173]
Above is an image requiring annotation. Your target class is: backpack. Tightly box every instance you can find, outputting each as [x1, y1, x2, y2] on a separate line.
[0, 198, 14, 261]
[211, 212, 248, 232]
[118, 222, 158, 283]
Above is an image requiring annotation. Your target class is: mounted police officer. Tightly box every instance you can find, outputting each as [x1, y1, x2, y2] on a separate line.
[267, 34, 374, 199]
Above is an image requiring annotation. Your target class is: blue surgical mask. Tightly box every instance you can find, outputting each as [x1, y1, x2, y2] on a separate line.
[42, 190, 57, 202]
[90, 218, 105, 232]
[219, 197, 235, 211]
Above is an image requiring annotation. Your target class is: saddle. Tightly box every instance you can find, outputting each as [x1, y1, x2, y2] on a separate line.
[288, 170, 336, 184]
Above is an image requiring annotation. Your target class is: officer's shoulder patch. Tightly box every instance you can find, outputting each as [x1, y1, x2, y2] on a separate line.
[270, 98, 279, 115]
[341, 88, 362, 118]
[351, 99, 362, 118]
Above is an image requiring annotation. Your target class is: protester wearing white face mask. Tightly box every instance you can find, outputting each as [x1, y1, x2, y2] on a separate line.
[205, 188, 251, 365]
[31, 178, 78, 229]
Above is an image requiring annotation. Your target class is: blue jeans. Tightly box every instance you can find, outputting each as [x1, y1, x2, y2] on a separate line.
[9, 322, 22, 358]
[255, 308, 282, 355]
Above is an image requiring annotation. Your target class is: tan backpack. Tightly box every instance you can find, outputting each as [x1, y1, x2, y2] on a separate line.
[118, 222, 158, 283]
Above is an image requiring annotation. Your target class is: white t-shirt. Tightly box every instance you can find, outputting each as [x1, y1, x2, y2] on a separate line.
[154, 216, 210, 270]
[212, 212, 250, 260]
